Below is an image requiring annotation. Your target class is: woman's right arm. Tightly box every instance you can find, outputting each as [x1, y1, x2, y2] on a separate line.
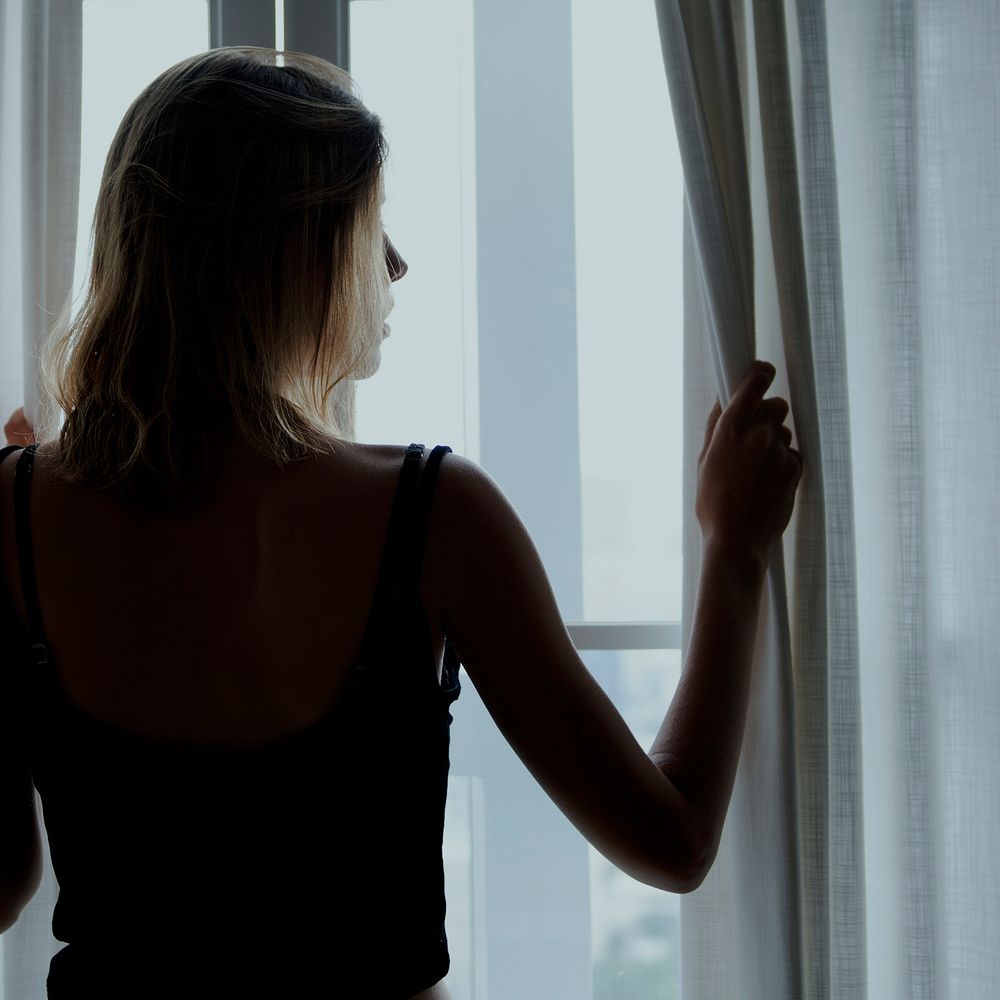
[429, 452, 705, 893]
[429, 362, 800, 894]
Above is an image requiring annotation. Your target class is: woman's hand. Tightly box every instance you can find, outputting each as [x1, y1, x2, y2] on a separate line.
[4, 407, 36, 447]
[695, 361, 803, 566]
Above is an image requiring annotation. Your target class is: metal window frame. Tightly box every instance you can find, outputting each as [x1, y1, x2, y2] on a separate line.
[566, 621, 681, 651]
[208, 0, 274, 49]
[208, 0, 349, 70]
[284, 0, 350, 71]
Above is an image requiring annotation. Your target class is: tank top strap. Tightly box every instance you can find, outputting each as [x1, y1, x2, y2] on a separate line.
[355, 443, 426, 666]
[399, 444, 461, 680]
[0, 442, 25, 591]
[356, 443, 452, 668]
[394, 444, 453, 606]
[11, 443, 51, 669]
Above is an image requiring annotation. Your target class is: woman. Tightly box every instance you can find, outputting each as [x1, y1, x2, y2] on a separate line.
[0, 47, 801, 998]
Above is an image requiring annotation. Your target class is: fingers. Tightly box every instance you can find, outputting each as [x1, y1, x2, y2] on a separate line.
[4, 406, 35, 447]
[757, 396, 789, 423]
[726, 361, 776, 426]
[732, 368, 794, 445]
[706, 363, 795, 455]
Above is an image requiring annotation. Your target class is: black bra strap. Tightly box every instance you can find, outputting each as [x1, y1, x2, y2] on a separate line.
[12, 443, 50, 667]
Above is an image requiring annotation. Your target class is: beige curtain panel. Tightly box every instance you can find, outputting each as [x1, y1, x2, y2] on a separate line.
[659, 1, 999, 998]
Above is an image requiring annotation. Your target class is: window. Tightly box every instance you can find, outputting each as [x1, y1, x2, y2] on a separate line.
[75, 2, 210, 312]
[353, 2, 684, 993]
[77, 3, 686, 995]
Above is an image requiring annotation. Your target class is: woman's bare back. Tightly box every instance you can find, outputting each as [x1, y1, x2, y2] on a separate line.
[0, 438, 449, 746]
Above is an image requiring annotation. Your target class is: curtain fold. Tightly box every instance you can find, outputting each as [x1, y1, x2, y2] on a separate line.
[660, 0, 1000, 997]
[657, 1, 806, 996]
[0, 0, 82, 996]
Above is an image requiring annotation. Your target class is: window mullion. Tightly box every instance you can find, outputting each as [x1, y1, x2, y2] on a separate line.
[565, 621, 681, 650]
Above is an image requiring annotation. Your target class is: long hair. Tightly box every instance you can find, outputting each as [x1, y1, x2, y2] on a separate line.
[37, 46, 391, 514]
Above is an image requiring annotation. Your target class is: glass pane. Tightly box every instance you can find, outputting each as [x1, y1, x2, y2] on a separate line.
[351, 5, 686, 999]
[442, 775, 487, 999]
[572, 0, 685, 622]
[350, 0, 477, 457]
[76, 2, 210, 310]
[584, 649, 683, 1000]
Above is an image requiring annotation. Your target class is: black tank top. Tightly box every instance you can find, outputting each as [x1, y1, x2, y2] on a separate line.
[0, 441, 462, 999]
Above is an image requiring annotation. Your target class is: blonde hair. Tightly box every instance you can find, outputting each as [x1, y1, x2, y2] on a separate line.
[37, 46, 391, 514]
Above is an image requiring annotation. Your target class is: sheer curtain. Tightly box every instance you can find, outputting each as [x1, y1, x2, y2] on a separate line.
[658, 1, 1000, 998]
[0, 0, 80, 439]
[0, 0, 81, 996]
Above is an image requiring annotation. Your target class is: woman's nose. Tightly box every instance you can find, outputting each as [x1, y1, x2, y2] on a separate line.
[385, 235, 408, 282]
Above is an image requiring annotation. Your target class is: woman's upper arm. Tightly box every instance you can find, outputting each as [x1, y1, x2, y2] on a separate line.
[428, 452, 702, 894]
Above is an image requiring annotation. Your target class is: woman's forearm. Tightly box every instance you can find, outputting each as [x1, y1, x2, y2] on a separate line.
[647, 538, 768, 878]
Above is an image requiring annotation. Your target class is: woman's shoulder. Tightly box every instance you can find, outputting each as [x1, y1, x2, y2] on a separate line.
[335, 441, 464, 486]
[345, 440, 441, 463]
